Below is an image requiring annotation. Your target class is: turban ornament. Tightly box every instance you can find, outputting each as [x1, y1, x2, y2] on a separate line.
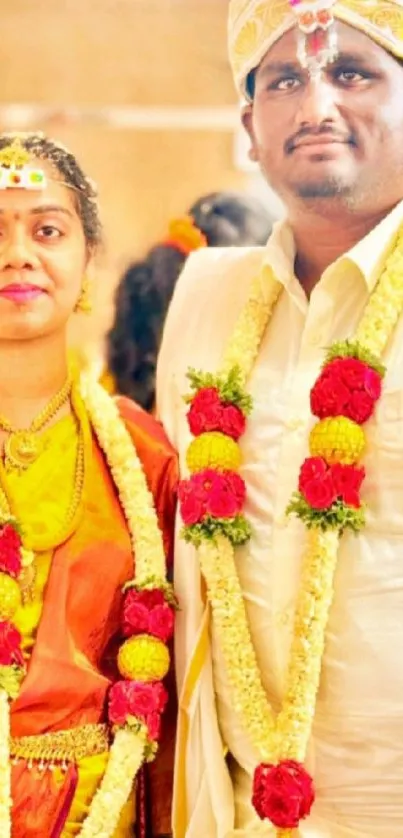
[290, 0, 339, 73]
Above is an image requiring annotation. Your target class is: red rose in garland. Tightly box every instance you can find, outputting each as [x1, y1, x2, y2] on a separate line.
[311, 358, 382, 424]
[0, 620, 24, 667]
[298, 457, 337, 509]
[252, 760, 315, 828]
[0, 524, 22, 579]
[108, 680, 168, 736]
[220, 404, 246, 440]
[187, 387, 246, 440]
[299, 457, 366, 510]
[148, 605, 175, 643]
[188, 388, 223, 437]
[178, 477, 206, 525]
[339, 358, 382, 398]
[225, 471, 247, 506]
[206, 471, 246, 518]
[331, 463, 365, 508]
[108, 680, 133, 726]
[349, 390, 376, 424]
[147, 711, 162, 742]
[123, 588, 175, 642]
[310, 371, 351, 419]
[130, 681, 168, 718]
[134, 590, 165, 609]
[179, 469, 246, 525]
[122, 599, 149, 636]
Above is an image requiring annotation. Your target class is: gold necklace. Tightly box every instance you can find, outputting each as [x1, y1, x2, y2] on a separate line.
[0, 378, 72, 472]
[0, 405, 86, 602]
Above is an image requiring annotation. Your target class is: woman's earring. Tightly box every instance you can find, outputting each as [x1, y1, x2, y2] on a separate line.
[75, 275, 92, 313]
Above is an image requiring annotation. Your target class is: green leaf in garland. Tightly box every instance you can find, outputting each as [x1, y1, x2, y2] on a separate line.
[122, 578, 178, 608]
[182, 514, 252, 548]
[286, 492, 366, 533]
[323, 340, 385, 377]
[185, 366, 252, 415]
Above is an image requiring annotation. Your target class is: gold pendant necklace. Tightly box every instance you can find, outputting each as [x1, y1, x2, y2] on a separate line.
[0, 378, 72, 472]
[0, 406, 86, 603]
[4, 432, 44, 471]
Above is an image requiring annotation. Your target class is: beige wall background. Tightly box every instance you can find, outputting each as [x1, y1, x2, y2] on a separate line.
[0, 0, 267, 348]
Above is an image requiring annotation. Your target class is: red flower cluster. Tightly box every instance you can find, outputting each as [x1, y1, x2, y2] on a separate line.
[252, 760, 315, 828]
[0, 620, 24, 667]
[178, 468, 246, 526]
[299, 457, 365, 509]
[0, 524, 22, 579]
[187, 387, 246, 440]
[310, 357, 382, 424]
[108, 679, 168, 740]
[122, 588, 175, 643]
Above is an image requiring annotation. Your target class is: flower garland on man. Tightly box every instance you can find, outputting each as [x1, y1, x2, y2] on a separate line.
[157, 0, 403, 836]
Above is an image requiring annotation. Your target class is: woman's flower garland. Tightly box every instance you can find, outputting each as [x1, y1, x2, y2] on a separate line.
[179, 232, 403, 835]
[0, 377, 175, 838]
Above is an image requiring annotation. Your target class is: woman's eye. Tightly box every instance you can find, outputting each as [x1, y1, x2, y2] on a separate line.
[36, 225, 63, 239]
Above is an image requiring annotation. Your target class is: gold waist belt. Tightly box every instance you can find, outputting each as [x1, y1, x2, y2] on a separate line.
[10, 723, 110, 770]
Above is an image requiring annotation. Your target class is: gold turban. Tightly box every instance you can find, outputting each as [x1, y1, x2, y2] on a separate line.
[228, 0, 403, 97]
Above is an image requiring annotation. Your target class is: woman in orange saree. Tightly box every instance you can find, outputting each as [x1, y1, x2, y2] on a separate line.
[0, 132, 176, 837]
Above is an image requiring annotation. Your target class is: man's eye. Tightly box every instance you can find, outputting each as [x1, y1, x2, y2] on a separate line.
[336, 69, 368, 84]
[271, 76, 301, 91]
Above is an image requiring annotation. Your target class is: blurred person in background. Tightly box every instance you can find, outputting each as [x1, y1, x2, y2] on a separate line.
[0, 131, 176, 838]
[106, 191, 275, 409]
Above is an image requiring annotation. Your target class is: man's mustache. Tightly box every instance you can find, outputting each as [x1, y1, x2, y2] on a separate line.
[285, 126, 357, 154]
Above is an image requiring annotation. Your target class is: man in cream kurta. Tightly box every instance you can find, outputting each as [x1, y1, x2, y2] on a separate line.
[157, 2, 403, 837]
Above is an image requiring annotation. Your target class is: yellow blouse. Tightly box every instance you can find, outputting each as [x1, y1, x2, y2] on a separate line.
[5, 413, 134, 836]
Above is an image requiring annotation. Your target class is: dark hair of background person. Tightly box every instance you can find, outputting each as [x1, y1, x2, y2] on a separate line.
[106, 190, 275, 410]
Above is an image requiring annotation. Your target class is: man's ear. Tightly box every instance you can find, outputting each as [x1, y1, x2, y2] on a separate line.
[241, 104, 258, 162]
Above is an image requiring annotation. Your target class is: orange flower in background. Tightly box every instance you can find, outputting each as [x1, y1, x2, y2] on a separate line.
[164, 215, 207, 254]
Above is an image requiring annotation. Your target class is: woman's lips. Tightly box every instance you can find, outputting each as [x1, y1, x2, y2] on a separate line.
[0, 284, 45, 303]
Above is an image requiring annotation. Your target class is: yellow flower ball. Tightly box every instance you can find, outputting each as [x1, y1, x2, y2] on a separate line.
[117, 635, 170, 682]
[186, 432, 241, 473]
[0, 572, 21, 620]
[309, 416, 365, 465]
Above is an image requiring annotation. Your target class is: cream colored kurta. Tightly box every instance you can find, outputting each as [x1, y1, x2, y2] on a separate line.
[157, 202, 403, 838]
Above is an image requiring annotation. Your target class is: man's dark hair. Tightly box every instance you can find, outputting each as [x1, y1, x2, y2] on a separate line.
[246, 70, 256, 101]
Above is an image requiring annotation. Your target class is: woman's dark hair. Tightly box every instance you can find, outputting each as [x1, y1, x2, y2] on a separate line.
[0, 131, 101, 246]
[107, 191, 274, 409]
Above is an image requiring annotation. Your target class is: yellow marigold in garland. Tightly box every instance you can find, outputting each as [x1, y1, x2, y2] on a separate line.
[117, 635, 170, 682]
[186, 432, 241, 473]
[309, 417, 365, 465]
[0, 573, 21, 620]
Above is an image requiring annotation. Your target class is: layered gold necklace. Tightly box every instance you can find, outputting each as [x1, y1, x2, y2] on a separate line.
[0, 378, 72, 472]
[0, 383, 85, 603]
